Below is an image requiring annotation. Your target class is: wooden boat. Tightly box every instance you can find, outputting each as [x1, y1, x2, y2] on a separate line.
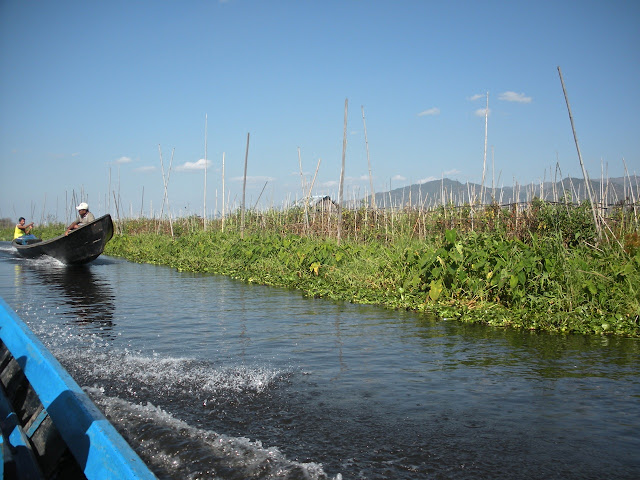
[12, 215, 114, 265]
[0, 296, 157, 479]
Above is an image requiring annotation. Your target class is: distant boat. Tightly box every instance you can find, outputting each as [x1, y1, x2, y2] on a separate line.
[12, 214, 114, 265]
[0, 296, 157, 479]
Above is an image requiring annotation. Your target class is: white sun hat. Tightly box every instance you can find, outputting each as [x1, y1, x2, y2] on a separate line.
[76, 202, 89, 210]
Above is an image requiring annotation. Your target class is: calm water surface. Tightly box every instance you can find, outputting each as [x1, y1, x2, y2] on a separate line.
[0, 242, 639, 479]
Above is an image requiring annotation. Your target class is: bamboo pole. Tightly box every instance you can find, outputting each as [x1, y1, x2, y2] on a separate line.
[623, 158, 638, 226]
[112, 191, 121, 234]
[222, 152, 226, 232]
[157, 145, 165, 233]
[241, 133, 250, 239]
[557, 66, 600, 237]
[337, 98, 348, 244]
[157, 145, 174, 236]
[253, 181, 268, 210]
[298, 147, 305, 193]
[108, 167, 112, 214]
[40, 193, 46, 225]
[298, 147, 310, 230]
[204, 114, 208, 231]
[491, 145, 495, 201]
[304, 158, 322, 235]
[361, 105, 375, 209]
[167, 149, 174, 237]
[481, 92, 489, 204]
[140, 186, 144, 218]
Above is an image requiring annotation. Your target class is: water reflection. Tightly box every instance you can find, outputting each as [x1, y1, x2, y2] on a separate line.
[29, 264, 116, 336]
[412, 314, 640, 380]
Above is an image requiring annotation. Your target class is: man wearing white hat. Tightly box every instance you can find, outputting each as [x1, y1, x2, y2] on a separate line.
[65, 202, 96, 235]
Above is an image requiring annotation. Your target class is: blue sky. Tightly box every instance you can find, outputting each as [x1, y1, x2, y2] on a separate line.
[1, 0, 638, 222]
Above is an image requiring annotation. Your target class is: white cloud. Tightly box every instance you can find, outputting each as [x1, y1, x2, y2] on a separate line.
[418, 107, 440, 116]
[134, 166, 156, 173]
[114, 156, 132, 164]
[475, 108, 491, 117]
[443, 169, 461, 176]
[469, 94, 485, 101]
[392, 174, 406, 182]
[176, 158, 212, 172]
[418, 176, 437, 184]
[499, 91, 532, 103]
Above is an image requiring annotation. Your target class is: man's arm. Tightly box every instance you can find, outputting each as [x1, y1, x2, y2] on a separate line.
[17, 222, 34, 233]
[65, 220, 79, 235]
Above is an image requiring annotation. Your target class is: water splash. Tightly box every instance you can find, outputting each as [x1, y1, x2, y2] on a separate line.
[73, 350, 284, 397]
[86, 387, 341, 480]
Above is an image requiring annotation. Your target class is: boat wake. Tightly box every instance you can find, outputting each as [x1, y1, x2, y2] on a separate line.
[11, 254, 66, 267]
[0, 242, 64, 265]
[69, 349, 283, 402]
[85, 381, 341, 480]
[24, 256, 66, 267]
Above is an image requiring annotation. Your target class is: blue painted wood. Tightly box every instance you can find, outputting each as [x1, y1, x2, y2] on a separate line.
[25, 409, 49, 439]
[0, 433, 4, 478]
[0, 296, 157, 480]
[0, 382, 43, 478]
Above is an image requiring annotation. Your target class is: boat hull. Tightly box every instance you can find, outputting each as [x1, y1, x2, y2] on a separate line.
[0, 296, 156, 479]
[12, 214, 114, 265]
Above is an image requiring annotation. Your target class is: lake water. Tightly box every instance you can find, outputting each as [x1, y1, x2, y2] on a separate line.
[1, 242, 639, 479]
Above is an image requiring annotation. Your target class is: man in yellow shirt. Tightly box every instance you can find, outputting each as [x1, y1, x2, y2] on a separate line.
[14, 217, 37, 244]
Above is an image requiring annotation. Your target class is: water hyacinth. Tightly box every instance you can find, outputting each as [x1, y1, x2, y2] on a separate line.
[2, 200, 639, 336]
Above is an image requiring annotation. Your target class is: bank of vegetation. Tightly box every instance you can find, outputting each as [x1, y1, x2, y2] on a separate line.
[2, 199, 639, 337]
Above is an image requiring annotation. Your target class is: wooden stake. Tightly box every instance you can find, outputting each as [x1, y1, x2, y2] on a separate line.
[253, 181, 268, 210]
[557, 66, 600, 237]
[298, 147, 305, 193]
[222, 152, 226, 233]
[623, 158, 638, 226]
[241, 133, 249, 239]
[481, 92, 489, 204]
[158, 145, 174, 236]
[305, 157, 322, 231]
[362, 105, 375, 209]
[204, 114, 208, 231]
[337, 98, 348, 244]
[140, 186, 144, 218]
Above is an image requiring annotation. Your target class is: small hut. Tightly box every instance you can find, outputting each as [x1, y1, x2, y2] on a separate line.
[296, 195, 338, 212]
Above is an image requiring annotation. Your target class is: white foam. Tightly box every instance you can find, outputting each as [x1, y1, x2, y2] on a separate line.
[23, 255, 66, 267]
[68, 349, 284, 398]
[85, 387, 341, 480]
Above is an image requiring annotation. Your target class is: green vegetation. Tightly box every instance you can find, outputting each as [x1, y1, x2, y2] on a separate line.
[2, 200, 639, 336]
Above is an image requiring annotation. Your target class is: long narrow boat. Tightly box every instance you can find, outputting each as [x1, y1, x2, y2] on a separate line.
[0, 296, 157, 479]
[12, 215, 114, 265]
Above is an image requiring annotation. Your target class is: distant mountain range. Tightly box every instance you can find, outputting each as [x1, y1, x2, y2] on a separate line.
[362, 176, 640, 208]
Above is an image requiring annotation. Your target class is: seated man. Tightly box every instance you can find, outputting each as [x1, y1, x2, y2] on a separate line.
[14, 217, 38, 244]
[66, 202, 96, 235]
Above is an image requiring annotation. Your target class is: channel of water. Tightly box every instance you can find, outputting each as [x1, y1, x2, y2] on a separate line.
[1, 243, 638, 479]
